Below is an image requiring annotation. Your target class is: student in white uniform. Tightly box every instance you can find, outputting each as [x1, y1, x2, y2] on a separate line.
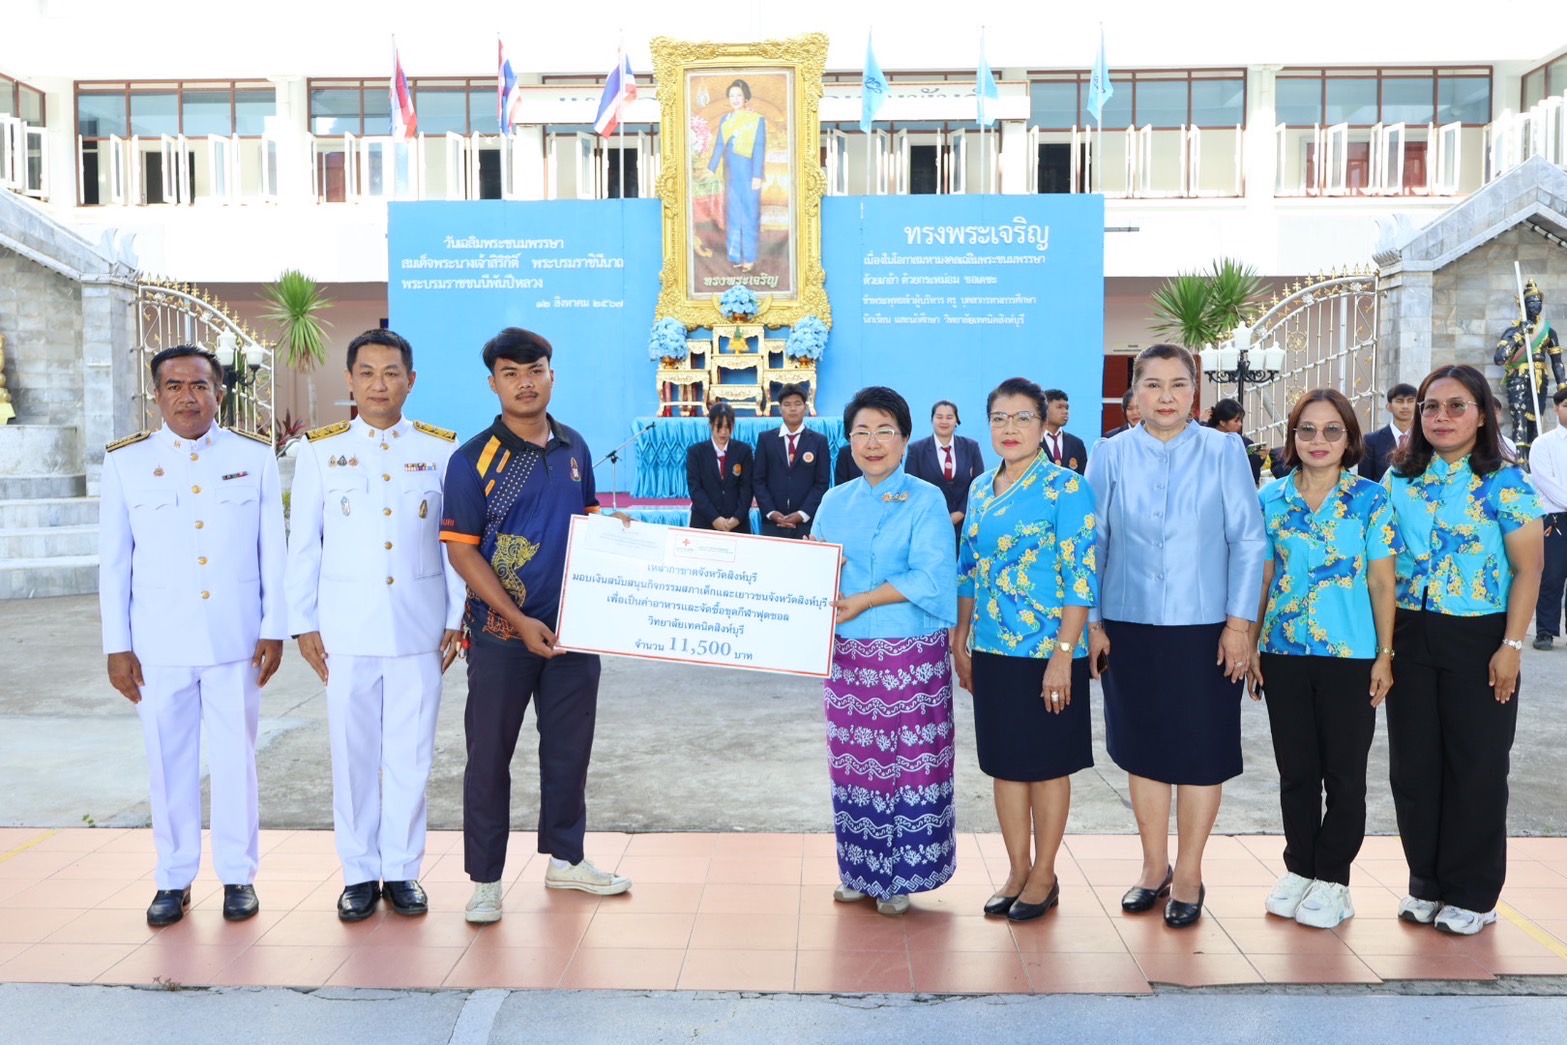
[286, 329, 465, 921]
[99, 345, 286, 926]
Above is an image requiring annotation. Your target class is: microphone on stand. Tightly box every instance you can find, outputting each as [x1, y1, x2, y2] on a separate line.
[596, 420, 658, 510]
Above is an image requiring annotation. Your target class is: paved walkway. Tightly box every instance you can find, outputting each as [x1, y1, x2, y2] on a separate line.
[3, 828, 1565, 994]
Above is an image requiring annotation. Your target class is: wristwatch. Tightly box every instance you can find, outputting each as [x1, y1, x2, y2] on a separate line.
[1502, 638, 1525, 651]
[1054, 640, 1074, 654]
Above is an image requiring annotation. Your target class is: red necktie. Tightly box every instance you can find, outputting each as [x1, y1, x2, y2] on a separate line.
[1397, 432, 1407, 451]
[943, 445, 954, 481]
[718, 449, 727, 477]
[787, 432, 798, 466]
[1050, 434, 1062, 464]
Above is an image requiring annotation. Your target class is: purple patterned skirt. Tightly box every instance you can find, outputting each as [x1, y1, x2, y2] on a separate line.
[823, 631, 957, 899]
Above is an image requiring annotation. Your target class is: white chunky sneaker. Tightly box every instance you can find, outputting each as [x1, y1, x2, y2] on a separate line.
[1434, 904, 1497, 936]
[544, 858, 631, 896]
[464, 881, 503, 924]
[833, 884, 867, 903]
[876, 894, 911, 916]
[1294, 880, 1354, 929]
[1397, 895, 1441, 925]
[1264, 871, 1315, 918]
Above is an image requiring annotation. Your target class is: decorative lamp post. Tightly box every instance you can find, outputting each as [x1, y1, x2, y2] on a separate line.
[1200, 322, 1282, 408]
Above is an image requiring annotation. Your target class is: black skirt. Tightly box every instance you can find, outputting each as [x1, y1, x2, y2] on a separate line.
[970, 651, 1093, 782]
[1101, 620, 1243, 786]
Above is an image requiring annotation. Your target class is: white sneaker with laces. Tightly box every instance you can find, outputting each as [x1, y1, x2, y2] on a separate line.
[1397, 895, 1441, 925]
[544, 858, 632, 896]
[1264, 871, 1314, 918]
[1294, 880, 1354, 929]
[464, 881, 503, 924]
[1434, 904, 1497, 936]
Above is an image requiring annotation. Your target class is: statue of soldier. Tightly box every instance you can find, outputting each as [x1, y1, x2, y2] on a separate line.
[1494, 278, 1563, 460]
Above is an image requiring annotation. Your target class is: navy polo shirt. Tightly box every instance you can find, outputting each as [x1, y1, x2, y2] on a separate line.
[440, 414, 598, 642]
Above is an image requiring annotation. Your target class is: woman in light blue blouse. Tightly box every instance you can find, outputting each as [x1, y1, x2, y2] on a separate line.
[1383, 364, 1544, 937]
[810, 386, 959, 917]
[953, 377, 1097, 922]
[1085, 344, 1267, 928]
[1246, 389, 1399, 931]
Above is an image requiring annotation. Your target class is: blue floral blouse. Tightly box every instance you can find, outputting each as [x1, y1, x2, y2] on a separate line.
[1258, 471, 1400, 658]
[1385, 455, 1543, 617]
[958, 451, 1098, 658]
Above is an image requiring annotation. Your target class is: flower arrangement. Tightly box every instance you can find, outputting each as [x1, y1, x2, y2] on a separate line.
[647, 316, 689, 363]
[786, 316, 828, 361]
[719, 284, 759, 320]
[688, 116, 714, 164]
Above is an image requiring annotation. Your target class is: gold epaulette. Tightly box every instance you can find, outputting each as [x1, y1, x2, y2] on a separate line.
[230, 427, 273, 446]
[105, 431, 151, 453]
[412, 420, 457, 442]
[306, 421, 352, 442]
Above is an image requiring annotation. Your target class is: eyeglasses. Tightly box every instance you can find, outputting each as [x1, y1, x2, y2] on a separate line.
[1418, 398, 1479, 418]
[1293, 424, 1347, 443]
[988, 411, 1041, 428]
[849, 427, 902, 444]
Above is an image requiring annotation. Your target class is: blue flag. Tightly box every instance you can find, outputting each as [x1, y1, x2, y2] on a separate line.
[976, 36, 1000, 128]
[861, 33, 888, 133]
[1087, 25, 1114, 124]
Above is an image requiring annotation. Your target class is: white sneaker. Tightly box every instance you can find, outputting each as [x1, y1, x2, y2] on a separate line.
[1434, 904, 1497, 936]
[1397, 895, 1441, 925]
[544, 858, 631, 896]
[1264, 872, 1314, 918]
[833, 884, 867, 903]
[876, 894, 911, 916]
[464, 881, 503, 924]
[1294, 880, 1354, 929]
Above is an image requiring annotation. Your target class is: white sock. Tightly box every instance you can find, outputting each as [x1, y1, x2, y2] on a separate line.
[550, 857, 572, 869]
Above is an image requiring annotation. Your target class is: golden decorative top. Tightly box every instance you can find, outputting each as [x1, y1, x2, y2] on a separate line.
[306, 421, 352, 442]
[230, 427, 272, 445]
[412, 420, 457, 442]
[106, 431, 152, 452]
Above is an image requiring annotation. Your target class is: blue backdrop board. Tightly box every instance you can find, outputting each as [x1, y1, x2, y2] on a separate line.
[819, 195, 1105, 446]
[629, 416, 845, 499]
[388, 200, 663, 491]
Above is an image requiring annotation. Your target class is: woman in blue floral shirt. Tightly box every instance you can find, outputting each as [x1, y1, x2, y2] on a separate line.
[1384, 364, 1544, 936]
[953, 377, 1097, 923]
[1247, 389, 1399, 930]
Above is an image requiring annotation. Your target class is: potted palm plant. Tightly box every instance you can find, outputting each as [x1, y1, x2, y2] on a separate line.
[260, 270, 334, 427]
[1149, 257, 1264, 349]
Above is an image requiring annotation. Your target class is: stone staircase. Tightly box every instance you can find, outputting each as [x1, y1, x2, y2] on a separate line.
[0, 426, 99, 599]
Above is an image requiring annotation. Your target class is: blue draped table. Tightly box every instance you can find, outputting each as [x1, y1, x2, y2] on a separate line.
[629, 416, 846, 499]
[621, 506, 766, 531]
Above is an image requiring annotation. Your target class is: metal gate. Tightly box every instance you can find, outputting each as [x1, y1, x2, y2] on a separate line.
[135, 279, 274, 446]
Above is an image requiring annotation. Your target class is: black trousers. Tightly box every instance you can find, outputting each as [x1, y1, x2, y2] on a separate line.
[463, 641, 601, 881]
[1259, 654, 1376, 885]
[1386, 609, 1517, 912]
[1535, 512, 1567, 637]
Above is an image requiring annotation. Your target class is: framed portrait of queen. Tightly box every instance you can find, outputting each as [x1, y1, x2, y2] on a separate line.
[651, 34, 830, 330]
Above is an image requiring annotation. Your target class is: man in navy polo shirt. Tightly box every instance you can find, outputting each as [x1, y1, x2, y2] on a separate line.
[440, 327, 632, 924]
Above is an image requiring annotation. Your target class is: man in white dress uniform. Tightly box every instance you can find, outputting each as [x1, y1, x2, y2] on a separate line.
[99, 345, 286, 926]
[286, 329, 464, 921]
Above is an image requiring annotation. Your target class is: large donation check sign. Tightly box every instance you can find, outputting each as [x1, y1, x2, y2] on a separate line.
[555, 515, 842, 677]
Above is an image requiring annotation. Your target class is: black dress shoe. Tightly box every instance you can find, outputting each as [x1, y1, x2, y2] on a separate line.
[146, 887, 192, 926]
[1007, 879, 1061, 922]
[222, 884, 260, 922]
[983, 893, 1020, 917]
[337, 881, 381, 922]
[1164, 885, 1207, 928]
[1121, 866, 1174, 913]
[384, 880, 429, 916]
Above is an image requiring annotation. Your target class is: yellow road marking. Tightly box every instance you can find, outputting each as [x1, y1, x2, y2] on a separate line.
[1497, 901, 1567, 960]
[0, 830, 58, 864]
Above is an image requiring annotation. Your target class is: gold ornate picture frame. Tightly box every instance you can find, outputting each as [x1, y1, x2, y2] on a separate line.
[651, 33, 831, 331]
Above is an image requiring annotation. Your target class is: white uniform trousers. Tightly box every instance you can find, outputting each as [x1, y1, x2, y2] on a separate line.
[137, 660, 262, 889]
[327, 651, 442, 884]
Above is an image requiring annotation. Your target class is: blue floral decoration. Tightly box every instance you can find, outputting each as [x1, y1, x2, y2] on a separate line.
[648, 316, 688, 362]
[719, 284, 759, 318]
[786, 316, 828, 360]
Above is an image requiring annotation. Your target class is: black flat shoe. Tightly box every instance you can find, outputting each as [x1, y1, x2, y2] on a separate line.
[1007, 879, 1061, 922]
[983, 893, 1020, 917]
[222, 884, 260, 922]
[1121, 866, 1174, 913]
[1164, 885, 1207, 928]
[337, 881, 381, 922]
[384, 880, 429, 916]
[146, 886, 192, 927]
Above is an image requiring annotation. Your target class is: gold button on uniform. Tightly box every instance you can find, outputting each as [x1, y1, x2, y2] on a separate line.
[381, 443, 389, 450]
[383, 473, 391, 481]
[192, 485, 201, 494]
[201, 591, 210, 599]
[195, 520, 204, 529]
[386, 577, 395, 585]
[383, 508, 392, 516]
[198, 556, 208, 565]
[384, 541, 393, 550]
[190, 453, 199, 461]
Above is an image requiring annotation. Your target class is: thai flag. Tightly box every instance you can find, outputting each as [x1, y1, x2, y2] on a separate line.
[498, 38, 522, 129]
[593, 50, 638, 138]
[390, 44, 417, 140]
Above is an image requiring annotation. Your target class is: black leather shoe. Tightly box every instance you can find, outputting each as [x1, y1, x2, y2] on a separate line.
[1164, 885, 1207, 928]
[983, 893, 1020, 917]
[1121, 866, 1174, 913]
[337, 881, 381, 922]
[222, 884, 260, 922]
[1007, 879, 1061, 922]
[384, 880, 429, 916]
[146, 887, 192, 926]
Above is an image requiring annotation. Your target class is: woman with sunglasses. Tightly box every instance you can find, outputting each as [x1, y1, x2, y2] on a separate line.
[1247, 389, 1400, 929]
[1383, 365, 1544, 935]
